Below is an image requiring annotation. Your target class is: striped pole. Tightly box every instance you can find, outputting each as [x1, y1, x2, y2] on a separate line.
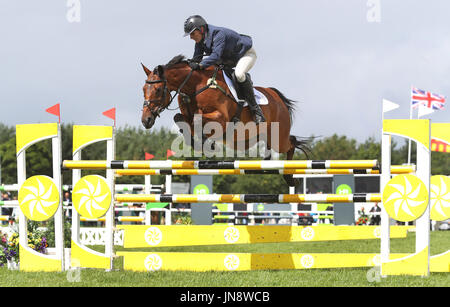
[115, 165, 415, 176]
[80, 216, 145, 223]
[0, 200, 19, 207]
[63, 159, 379, 170]
[0, 184, 19, 192]
[115, 193, 381, 204]
[61, 183, 164, 191]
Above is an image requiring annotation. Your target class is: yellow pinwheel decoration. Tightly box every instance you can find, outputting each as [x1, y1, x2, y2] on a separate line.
[72, 175, 111, 218]
[18, 175, 60, 221]
[224, 254, 240, 270]
[430, 175, 450, 221]
[144, 254, 162, 271]
[382, 175, 428, 222]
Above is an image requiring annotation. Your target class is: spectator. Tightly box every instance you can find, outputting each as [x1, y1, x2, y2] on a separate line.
[1, 193, 13, 222]
[369, 203, 381, 225]
[63, 191, 72, 219]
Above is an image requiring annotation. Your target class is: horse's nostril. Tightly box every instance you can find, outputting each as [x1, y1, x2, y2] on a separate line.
[141, 116, 154, 129]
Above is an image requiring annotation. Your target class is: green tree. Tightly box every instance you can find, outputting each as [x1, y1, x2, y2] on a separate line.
[0, 137, 17, 184]
[308, 134, 358, 160]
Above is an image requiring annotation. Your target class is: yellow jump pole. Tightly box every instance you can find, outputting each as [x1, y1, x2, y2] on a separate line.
[63, 159, 379, 170]
[114, 165, 415, 176]
[115, 193, 382, 204]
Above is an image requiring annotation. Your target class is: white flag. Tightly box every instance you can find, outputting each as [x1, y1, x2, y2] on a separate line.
[383, 99, 400, 113]
[418, 103, 435, 118]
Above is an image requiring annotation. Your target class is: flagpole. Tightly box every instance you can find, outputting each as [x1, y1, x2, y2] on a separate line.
[407, 86, 413, 165]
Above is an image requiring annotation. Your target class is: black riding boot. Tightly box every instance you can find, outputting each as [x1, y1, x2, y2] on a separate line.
[238, 75, 266, 124]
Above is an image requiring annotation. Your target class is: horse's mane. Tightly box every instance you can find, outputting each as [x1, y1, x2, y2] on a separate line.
[165, 54, 188, 68]
[153, 55, 188, 75]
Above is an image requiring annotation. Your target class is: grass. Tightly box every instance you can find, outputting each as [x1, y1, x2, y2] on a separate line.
[0, 231, 449, 287]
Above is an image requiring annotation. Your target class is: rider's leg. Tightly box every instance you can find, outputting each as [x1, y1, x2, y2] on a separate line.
[234, 47, 257, 83]
[234, 48, 266, 124]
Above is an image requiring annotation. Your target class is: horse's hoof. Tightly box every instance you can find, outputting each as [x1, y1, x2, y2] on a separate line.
[174, 113, 184, 123]
[231, 117, 240, 124]
[254, 116, 266, 125]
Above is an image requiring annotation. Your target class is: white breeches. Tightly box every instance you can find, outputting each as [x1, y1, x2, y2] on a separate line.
[235, 47, 257, 82]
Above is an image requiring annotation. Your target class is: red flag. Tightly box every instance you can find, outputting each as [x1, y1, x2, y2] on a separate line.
[102, 107, 116, 126]
[145, 152, 155, 160]
[46, 103, 60, 123]
[166, 149, 175, 159]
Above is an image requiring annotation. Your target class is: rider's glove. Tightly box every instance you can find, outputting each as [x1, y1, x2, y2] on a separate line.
[189, 62, 202, 70]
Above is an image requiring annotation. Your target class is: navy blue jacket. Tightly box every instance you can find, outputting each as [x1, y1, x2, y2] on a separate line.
[193, 24, 253, 68]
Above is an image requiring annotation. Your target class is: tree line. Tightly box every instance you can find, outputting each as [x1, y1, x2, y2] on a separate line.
[0, 123, 448, 194]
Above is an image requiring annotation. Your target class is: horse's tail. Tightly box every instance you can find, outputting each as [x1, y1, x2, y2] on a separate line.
[268, 87, 312, 158]
[289, 135, 312, 158]
[269, 87, 296, 124]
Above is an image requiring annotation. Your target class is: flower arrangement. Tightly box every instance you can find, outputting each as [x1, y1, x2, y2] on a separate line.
[355, 208, 369, 226]
[0, 231, 18, 266]
[0, 229, 48, 267]
[356, 216, 369, 225]
[174, 215, 192, 225]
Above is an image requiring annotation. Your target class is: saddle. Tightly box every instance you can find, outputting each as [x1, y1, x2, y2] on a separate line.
[223, 69, 245, 99]
[222, 68, 245, 123]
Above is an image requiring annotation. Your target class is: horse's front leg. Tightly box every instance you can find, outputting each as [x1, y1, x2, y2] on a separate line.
[174, 113, 195, 147]
[194, 110, 227, 152]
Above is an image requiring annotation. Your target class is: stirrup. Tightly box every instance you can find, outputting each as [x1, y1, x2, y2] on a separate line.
[231, 99, 245, 124]
[250, 105, 266, 124]
[253, 113, 266, 124]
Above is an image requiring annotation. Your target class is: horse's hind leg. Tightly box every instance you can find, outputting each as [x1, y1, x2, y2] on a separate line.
[263, 142, 272, 160]
[283, 138, 300, 189]
[267, 124, 298, 187]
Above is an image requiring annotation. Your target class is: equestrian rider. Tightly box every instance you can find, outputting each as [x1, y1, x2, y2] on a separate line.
[183, 15, 266, 124]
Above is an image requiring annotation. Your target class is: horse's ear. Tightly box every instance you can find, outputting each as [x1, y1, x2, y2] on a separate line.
[141, 63, 152, 76]
[156, 65, 164, 77]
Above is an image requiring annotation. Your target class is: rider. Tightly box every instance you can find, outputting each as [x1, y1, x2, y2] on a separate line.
[183, 15, 266, 124]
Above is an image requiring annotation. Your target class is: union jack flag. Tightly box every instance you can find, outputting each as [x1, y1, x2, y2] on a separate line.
[411, 87, 446, 110]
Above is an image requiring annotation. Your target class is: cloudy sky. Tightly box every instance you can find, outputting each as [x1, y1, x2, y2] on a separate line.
[0, 1, 448, 143]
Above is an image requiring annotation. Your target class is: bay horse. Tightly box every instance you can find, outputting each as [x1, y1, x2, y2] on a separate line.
[141, 55, 309, 186]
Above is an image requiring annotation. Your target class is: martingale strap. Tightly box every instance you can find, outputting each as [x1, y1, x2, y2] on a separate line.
[185, 65, 243, 123]
[193, 66, 235, 101]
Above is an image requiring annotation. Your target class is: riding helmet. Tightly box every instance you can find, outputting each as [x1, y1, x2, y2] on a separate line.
[184, 15, 207, 37]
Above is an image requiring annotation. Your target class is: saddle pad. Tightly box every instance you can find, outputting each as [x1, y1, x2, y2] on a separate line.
[222, 72, 269, 106]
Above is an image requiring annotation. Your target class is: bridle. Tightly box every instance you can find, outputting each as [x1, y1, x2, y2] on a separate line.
[143, 79, 170, 119]
[143, 67, 195, 119]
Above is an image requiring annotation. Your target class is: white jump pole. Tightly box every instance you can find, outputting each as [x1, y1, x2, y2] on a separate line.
[53, 125, 65, 269]
[415, 123, 431, 268]
[165, 174, 172, 225]
[144, 175, 151, 225]
[104, 133, 115, 270]
[380, 132, 391, 266]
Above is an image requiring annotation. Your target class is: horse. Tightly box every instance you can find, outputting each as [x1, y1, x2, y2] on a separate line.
[141, 55, 309, 186]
